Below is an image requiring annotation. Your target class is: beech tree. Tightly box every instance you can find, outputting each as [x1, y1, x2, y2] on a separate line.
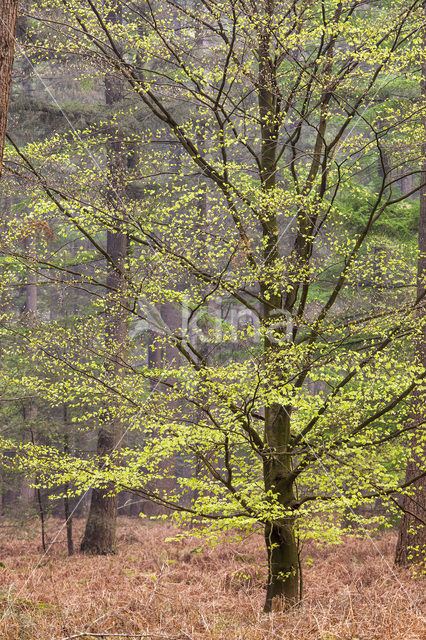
[1, 0, 426, 612]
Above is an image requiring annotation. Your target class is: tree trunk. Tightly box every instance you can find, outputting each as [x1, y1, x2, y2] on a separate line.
[80, 227, 127, 555]
[81, 8, 127, 552]
[22, 235, 43, 543]
[0, 0, 18, 175]
[64, 489, 74, 556]
[80, 482, 118, 554]
[395, 16, 426, 563]
[263, 406, 299, 611]
[36, 478, 46, 551]
[394, 436, 426, 566]
[264, 521, 299, 610]
[256, 2, 300, 611]
[63, 404, 74, 556]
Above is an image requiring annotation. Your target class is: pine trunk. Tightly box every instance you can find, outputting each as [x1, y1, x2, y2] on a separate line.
[81, 8, 127, 552]
[0, 0, 18, 175]
[80, 228, 127, 554]
[394, 6, 426, 567]
[394, 442, 426, 566]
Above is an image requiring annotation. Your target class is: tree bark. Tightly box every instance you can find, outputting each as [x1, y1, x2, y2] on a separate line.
[0, 0, 18, 176]
[394, 10, 426, 563]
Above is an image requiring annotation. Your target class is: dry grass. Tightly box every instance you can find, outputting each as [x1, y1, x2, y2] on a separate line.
[0, 518, 424, 640]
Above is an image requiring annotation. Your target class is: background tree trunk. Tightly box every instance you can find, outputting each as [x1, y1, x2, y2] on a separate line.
[63, 404, 74, 556]
[394, 9, 426, 566]
[80, 211, 127, 555]
[80, 7, 127, 552]
[0, 0, 18, 175]
[80, 178, 127, 554]
[22, 234, 44, 545]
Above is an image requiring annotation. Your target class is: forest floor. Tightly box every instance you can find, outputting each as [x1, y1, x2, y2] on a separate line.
[0, 518, 424, 640]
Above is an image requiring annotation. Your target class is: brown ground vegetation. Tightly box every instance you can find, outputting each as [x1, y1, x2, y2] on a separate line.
[0, 518, 424, 640]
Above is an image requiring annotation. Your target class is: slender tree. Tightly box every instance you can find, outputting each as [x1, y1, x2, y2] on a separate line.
[63, 403, 74, 556]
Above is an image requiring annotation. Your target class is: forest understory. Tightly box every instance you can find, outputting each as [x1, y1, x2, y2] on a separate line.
[0, 519, 424, 640]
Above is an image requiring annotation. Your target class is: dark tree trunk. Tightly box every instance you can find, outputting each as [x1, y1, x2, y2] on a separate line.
[264, 521, 299, 610]
[81, 5, 127, 553]
[80, 485, 118, 555]
[22, 234, 43, 544]
[80, 216, 127, 555]
[63, 404, 74, 556]
[0, 0, 18, 175]
[63, 491, 74, 556]
[263, 407, 299, 611]
[36, 482, 46, 551]
[27, 420, 47, 552]
[395, 17, 426, 563]
[394, 435, 426, 566]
